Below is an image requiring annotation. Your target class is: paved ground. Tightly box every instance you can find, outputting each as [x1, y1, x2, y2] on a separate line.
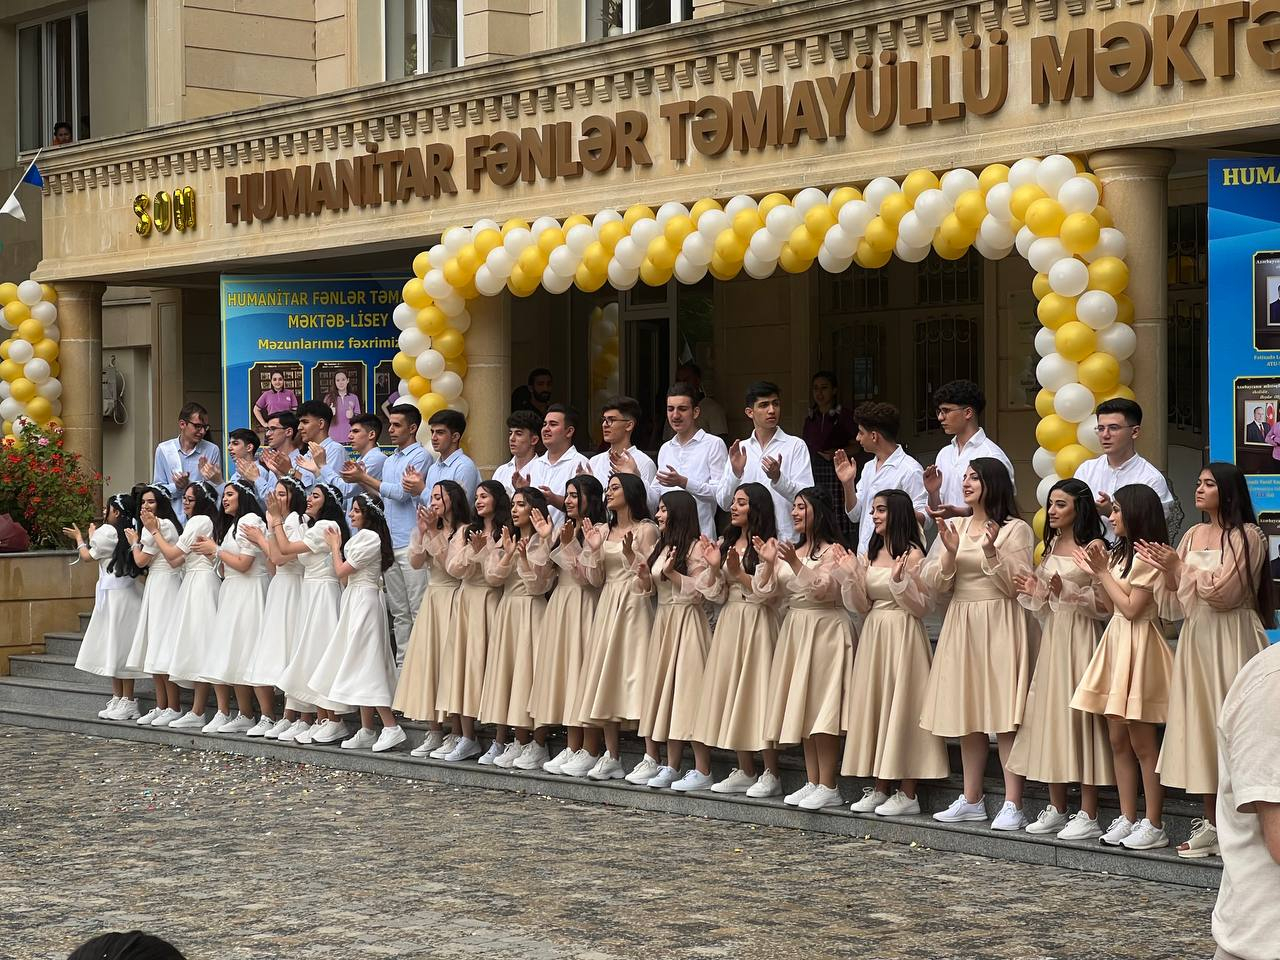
[0, 725, 1216, 960]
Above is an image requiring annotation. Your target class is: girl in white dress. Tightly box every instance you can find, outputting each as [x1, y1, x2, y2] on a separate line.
[307, 493, 405, 753]
[199, 479, 269, 735]
[124, 484, 185, 726]
[160, 481, 222, 728]
[66, 494, 144, 720]
[242, 477, 308, 738]
[275, 483, 351, 744]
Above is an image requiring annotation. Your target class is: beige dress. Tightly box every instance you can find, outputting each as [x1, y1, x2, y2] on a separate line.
[838, 555, 949, 781]
[478, 535, 555, 728]
[1156, 525, 1270, 794]
[527, 535, 600, 726]
[692, 551, 784, 752]
[1070, 556, 1173, 723]
[436, 530, 502, 718]
[392, 525, 460, 722]
[764, 550, 855, 744]
[1006, 553, 1114, 786]
[919, 518, 1035, 737]
[576, 522, 659, 725]
[637, 546, 714, 744]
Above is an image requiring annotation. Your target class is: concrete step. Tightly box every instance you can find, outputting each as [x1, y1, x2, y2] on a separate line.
[7, 655, 154, 694]
[79, 611, 91, 632]
[43, 633, 84, 659]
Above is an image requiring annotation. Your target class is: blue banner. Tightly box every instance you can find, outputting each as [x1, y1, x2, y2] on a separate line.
[219, 274, 409, 457]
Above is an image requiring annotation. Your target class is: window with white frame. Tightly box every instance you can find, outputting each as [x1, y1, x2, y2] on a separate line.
[17, 10, 90, 152]
[585, 0, 693, 41]
[384, 0, 462, 80]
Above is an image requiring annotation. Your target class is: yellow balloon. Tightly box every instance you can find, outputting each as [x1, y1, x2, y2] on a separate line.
[1081, 172, 1103, 195]
[0, 283, 16, 305]
[408, 375, 431, 398]
[829, 186, 861, 212]
[805, 205, 837, 237]
[864, 217, 896, 253]
[708, 254, 741, 281]
[1025, 198, 1066, 238]
[1010, 184, 1048, 222]
[582, 241, 610, 275]
[788, 225, 820, 260]
[517, 245, 548, 276]
[457, 244, 481, 274]
[10, 377, 36, 403]
[1032, 508, 1047, 541]
[978, 164, 1010, 194]
[31, 337, 57, 364]
[575, 262, 607, 292]
[1092, 206, 1114, 229]
[939, 213, 976, 250]
[932, 236, 967, 261]
[48, 359, 59, 379]
[474, 229, 503, 257]
[954, 189, 987, 229]
[536, 227, 565, 257]
[445, 355, 468, 378]
[46, 415, 63, 431]
[1078, 352, 1121, 393]
[623, 205, 655, 229]
[417, 391, 447, 419]
[1060, 213, 1101, 255]
[1034, 541, 1046, 565]
[854, 239, 891, 269]
[413, 250, 432, 278]
[640, 258, 673, 286]
[1054, 443, 1093, 480]
[1088, 256, 1129, 295]
[502, 218, 531, 235]
[757, 194, 790, 218]
[1054, 321, 1098, 362]
[507, 271, 536, 297]
[417, 306, 448, 336]
[1, 421, 10, 437]
[402, 278, 431, 310]
[3, 301, 30, 327]
[878, 193, 910, 229]
[392, 351, 417, 380]
[0, 339, 10, 359]
[0, 359, 20, 382]
[1115, 293, 1135, 325]
[1032, 272, 1052, 300]
[1035, 388, 1056, 418]
[1069, 155, 1088, 174]
[648, 237, 677, 271]
[715, 230, 747, 263]
[1096, 384, 1137, 404]
[1037, 293, 1077, 330]
[690, 198, 722, 224]
[598, 221, 627, 250]
[563, 214, 591, 230]
[729, 210, 760, 240]
[902, 169, 940, 204]
[458, 278, 480, 301]
[665, 215, 695, 246]
[20, 396, 46, 424]
[779, 245, 813, 274]
[433, 328, 465, 360]
[443, 258, 472, 289]
[1035, 414, 1076, 452]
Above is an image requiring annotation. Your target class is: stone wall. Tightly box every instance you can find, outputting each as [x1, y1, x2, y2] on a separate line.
[0, 552, 97, 675]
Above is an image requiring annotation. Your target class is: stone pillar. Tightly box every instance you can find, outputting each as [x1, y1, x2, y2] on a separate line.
[55, 282, 105, 498]
[1088, 149, 1174, 469]
[459, 292, 511, 477]
[693, 0, 768, 18]
[462, 0, 532, 63]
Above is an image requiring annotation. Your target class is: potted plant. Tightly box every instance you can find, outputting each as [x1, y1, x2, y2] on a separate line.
[0, 420, 100, 550]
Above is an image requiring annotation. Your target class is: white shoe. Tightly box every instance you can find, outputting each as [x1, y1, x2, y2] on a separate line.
[201, 711, 232, 734]
[1100, 815, 1136, 846]
[428, 734, 459, 759]
[745, 771, 782, 798]
[341, 727, 377, 750]
[412, 730, 445, 758]
[493, 741, 524, 769]
[1177, 819, 1220, 859]
[135, 707, 161, 726]
[1120, 818, 1169, 850]
[512, 741, 550, 770]
[293, 722, 314, 745]
[933, 794, 987, 823]
[372, 726, 406, 753]
[710, 768, 757, 794]
[169, 710, 206, 729]
[851, 787, 889, 814]
[647, 765, 681, 789]
[561, 750, 599, 778]
[784, 782, 817, 807]
[875, 790, 921, 817]
[311, 719, 351, 744]
[277, 720, 308, 743]
[1057, 810, 1104, 841]
[263, 718, 293, 740]
[97, 696, 120, 719]
[671, 769, 713, 792]
[625, 755, 660, 785]
[1025, 804, 1069, 835]
[150, 708, 182, 727]
[108, 698, 140, 721]
[219, 714, 256, 735]
[587, 751, 625, 781]
[542, 747, 574, 775]
[443, 736, 482, 762]
[477, 741, 505, 765]
[245, 716, 275, 738]
[991, 800, 1028, 831]
[799, 784, 844, 810]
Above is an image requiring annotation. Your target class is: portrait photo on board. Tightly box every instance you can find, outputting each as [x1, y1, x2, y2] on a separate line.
[1253, 251, 1280, 350]
[248, 361, 303, 431]
[1235, 377, 1280, 474]
[312, 361, 365, 444]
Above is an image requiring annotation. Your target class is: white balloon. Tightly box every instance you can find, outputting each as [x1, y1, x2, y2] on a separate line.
[428, 243, 449, 269]
[897, 210, 933, 247]
[542, 265, 574, 294]
[530, 216, 560, 237]
[697, 209, 731, 242]
[0, 381, 8, 399]
[1035, 326, 1057, 358]
[450, 310, 472, 334]
[503, 227, 535, 255]
[1015, 225, 1038, 260]
[602, 301, 620, 321]
[742, 251, 777, 279]
[548, 245, 580, 278]
[817, 246, 853, 274]
[30, 301, 57, 324]
[472, 218, 501, 235]
[1007, 157, 1042, 190]
[913, 189, 950, 229]
[823, 224, 856, 258]
[435, 292, 465, 317]
[397, 379, 412, 400]
[1077, 290, 1118, 330]
[793, 187, 828, 215]
[765, 204, 801, 241]
[43, 324, 59, 342]
[972, 237, 1013, 261]
[979, 216, 1016, 249]
[1036, 353, 1079, 392]
[749, 228, 783, 261]
[608, 259, 640, 290]
[442, 226, 471, 254]
[1028, 237, 1069, 274]
[940, 168, 980, 202]
[724, 195, 756, 217]
[1054, 382, 1096, 422]
[682, 232, 713, 265]
[1058, 176, 1101, 214]
[592, 209, 622, 230]
[423, 269, 452, 300]
[1077, 415, 1103, 453]
[1037, 154, 1077, 196]
[392, 302, 417, 331]
[566, 223, 596, 255]
[1032, 446, 1057, 479]
[673, 253, 708, 284]
[862, 177, 900, 212]
[1048, 258, 1090, 297]
[613, 236, 644, 270]
[1084, 227, 1127, 263]
[16, 280, 42, 306]
[0, 398, 22, 421]
[433, 371, 464, 401]
[894, 238, 931, 263]
[486, 247, 515, 278]
[986, 182, 1013, 222]
[1096, 322, 1137, 359]
[593, 316, 618, 340]
[1119, 359, 1134, 385]
[415, 349, 446, 379]
[474, 265, 504, 297]
[656, 201, 689, 225]
[0, 314, 12, 332]
[398, 328, 429, 356]
[8, 339, 33, 364]
[629, 217, 662, 248]
[837, 199, 873, 238]
[1036, 473, 1062, 507]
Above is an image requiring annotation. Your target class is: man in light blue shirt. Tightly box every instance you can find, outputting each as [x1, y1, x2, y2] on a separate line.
[295, 400, 347, 483]
[407, 409, 481, 506]
[255, 411, 315, 498]
[152, 402, 220, 522]
[310, 413, 386, 506]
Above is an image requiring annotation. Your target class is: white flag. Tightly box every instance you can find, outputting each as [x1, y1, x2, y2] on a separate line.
[0, 190, 25, 222]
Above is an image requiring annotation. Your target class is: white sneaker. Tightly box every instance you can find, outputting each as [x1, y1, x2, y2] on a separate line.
[493, 741, 524, 769]
[745, 771, 782, 798]
[587, 751, 625, 781]
[293, 722, 314, 745]
[443, 736, 483, 762]
[647, 765, 681, 789]
[412, 730, 445, 758]
[311, 719, 351, 744]
[372, 726, 406, 753]
[169, 711, 206, 729]
[1025, 804, 1069, 835]
[561, 750, 599, 778]
[108, 698, 140, 721]
[1100, 815, 1136, 846]
[933, 794, 988, 823]
[263, 718, 293, 740]
[671, 769, 714, 792]
[625, 755, 660, 785]
[1120, 818, 1169, 850]
[784, 782, 817, 807]
[219, 714, 256, 735]
[875, 790, 921, 817]
[798, 784, 844, 810]
[477, 741, 505, 765]
[1057, 810, 1104, 841]
[135, 707, 161, 726]
[245, 716, 275, 738]
[991, 800, 1028, 831]
[429, 734, 460, 759]
[1177, 819, 1220, 859]
[341, 727, 378, 750]
[513, 741, 550, 770]
[277, 720, 308, 743]
[150, 708, 182, 727]
[201, 711, 232, 734]
[851, 787, 889, 814]
[710, 768, 757, 794]
[542, 747, 574, 775]
[97, 696, 120, 719]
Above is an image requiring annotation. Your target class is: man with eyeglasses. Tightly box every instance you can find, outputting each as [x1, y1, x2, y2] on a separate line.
[923, 379, 1014, 520]
[152, 402, 220, 522]
[1073, 398, 1175, 537]
[589, 396, 657, 487]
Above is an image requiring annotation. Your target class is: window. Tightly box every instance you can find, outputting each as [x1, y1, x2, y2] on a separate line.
[585, 0, 693, 40]
[913, 313, 981, 434]
[384, 0, 461, 80]
[17, 11, 89, 152]
[916, 249, 983, 306]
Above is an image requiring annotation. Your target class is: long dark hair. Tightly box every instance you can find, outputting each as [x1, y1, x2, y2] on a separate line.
[105, 493, 142, 579]
[794, 486, 846, 559]
[1042, 478, 1105, 558]
[719, 482, 777, 575]
[561, 474, 606, 546]
[968, 457, 1018, 525]
[1205, 461, 1276, 627]
[867, 489, 925, 562]
[608, 472, 652, 526]
[214, 479, 266, 542]
[353, 493, 395, 572]
[648, 490, 700, 574]
[308, 483, 351, 546]
[68, 931, 186, 960]
[467, 479, 513, 542]
[276, 476, 307, 518]
[187, 481, 220, 522]
[139, 483, 183, 536]
[433, 479, 472, 534]
[1111, 483, 1168, 578]
[511, 486, 549, 541]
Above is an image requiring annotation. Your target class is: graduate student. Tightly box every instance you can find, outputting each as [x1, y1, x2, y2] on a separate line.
[923, 380, 1014, 520]
[835, 401, 929, 557]
[125, 484, 186, 727]
[650, 383, 728, 539]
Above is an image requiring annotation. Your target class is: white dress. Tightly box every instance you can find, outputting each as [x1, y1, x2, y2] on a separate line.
[278, 520, 346, 713]
[305, 528, 397, 708]
[243, 512, 305, 688]
[165, 515, 222, 688]
[75, 525, 145, 679]
[202, 515, 269, 686]
[125, 520, 184, 676]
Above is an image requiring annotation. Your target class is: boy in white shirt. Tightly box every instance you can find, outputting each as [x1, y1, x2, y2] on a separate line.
[1073, 399, 1176, 538]
[836, 401, 929, 555]
[589, 395, 657, 487]
[652, 382, 728, 538]
[924, 379, 1014, 520]
[493, 409, 542, 496]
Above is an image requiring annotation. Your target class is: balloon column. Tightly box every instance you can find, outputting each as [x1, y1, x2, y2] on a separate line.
[0, 279, 63, 441]
[587, 302, 621, 430]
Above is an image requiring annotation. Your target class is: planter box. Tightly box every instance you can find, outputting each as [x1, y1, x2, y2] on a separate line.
[0, 551, 97, 675]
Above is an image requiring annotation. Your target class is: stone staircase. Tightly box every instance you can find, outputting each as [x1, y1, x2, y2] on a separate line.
[0, 613, 1222, 890]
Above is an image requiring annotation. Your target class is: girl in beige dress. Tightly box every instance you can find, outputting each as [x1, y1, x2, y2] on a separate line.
[837, 489, 948, 818]
[763, 487, 854, 811]
[1070, 483, 1174, 852]
[921, 458, 1034, 831]
[437, 480, 512, 763]
[396, 480, 469, 758]
[480, 487, 557, 770]
[1008, 478, 1114, 841]
[576, 472, 659, 782]
[1138, 462, 1274, 859]
[528, 475, 608, 777]
[635, 491, 715, 792]
[694, 482, 785, 799]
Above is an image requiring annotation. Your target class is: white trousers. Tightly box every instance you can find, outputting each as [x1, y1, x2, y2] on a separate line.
[384, 547, 429, 667]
